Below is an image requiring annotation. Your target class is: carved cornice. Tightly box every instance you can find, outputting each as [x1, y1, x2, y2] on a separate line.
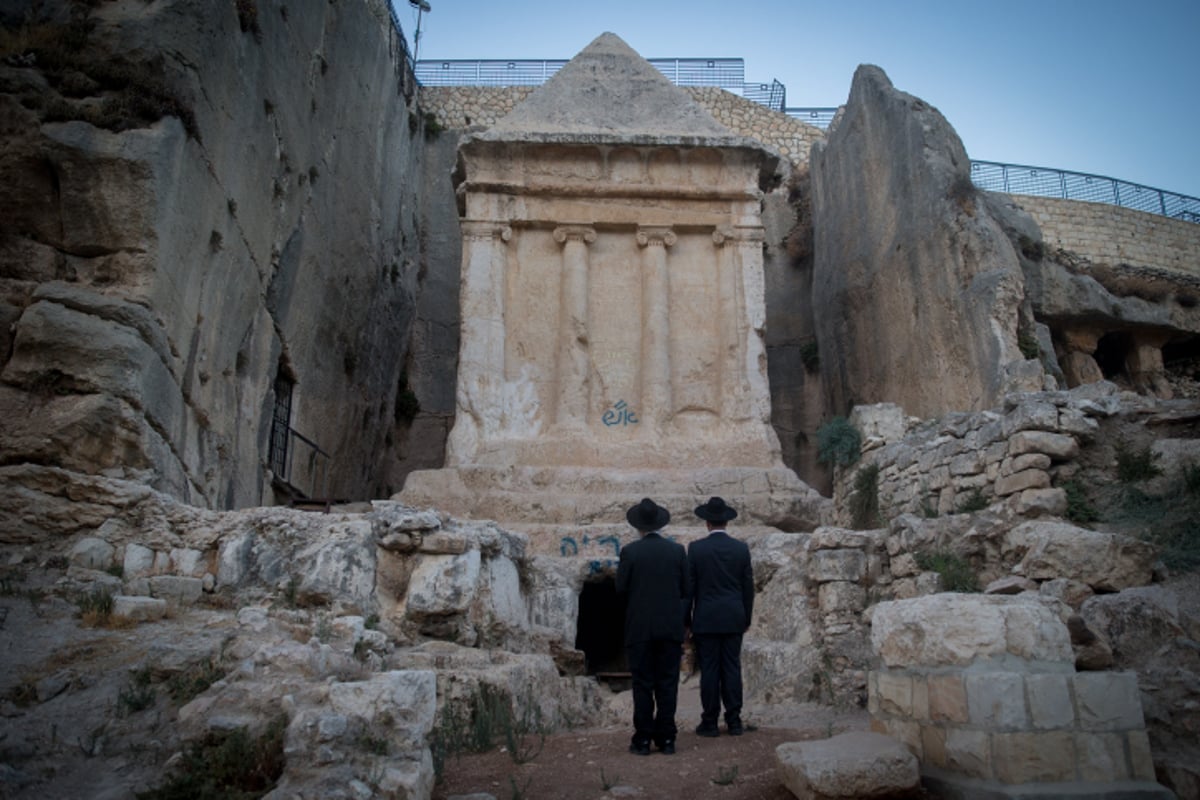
[713, 225, 764, 247]
[461, 220, 513, 243]
[552, 225, 598, 245]
[636, 226, 677, 248]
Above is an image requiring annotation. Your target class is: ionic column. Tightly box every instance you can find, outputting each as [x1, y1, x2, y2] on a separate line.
[636, 226, 676, 426]
[446, 220, 512, 465]
[553, 225, 596, 426]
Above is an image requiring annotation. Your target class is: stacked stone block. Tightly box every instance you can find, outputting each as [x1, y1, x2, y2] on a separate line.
[869, 594, 1163, 791]
[839, 385, 1120, 525]
[421, 85, 826, 166]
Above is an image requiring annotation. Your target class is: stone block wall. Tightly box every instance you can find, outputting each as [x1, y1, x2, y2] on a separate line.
[421, 86, 826, 165]
[1017, 196, 1200, 278]
[835, 387, 1112, 525]
[869, 594, 1165, 791]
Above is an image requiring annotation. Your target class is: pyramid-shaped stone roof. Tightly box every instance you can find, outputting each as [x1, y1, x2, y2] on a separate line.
[481, 32, 743, 143]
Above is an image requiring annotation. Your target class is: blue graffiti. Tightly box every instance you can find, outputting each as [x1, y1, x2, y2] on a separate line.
[560, 536, 578, 556]
[595, 535, 620, 556]
[602, 400, 638, 427]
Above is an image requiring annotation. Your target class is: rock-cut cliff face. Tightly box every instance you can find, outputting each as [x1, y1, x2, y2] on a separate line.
[0, 0, 436, 508]
[810, 65, 1033, 418]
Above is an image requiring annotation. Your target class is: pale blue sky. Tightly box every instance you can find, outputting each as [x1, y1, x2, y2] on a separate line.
[396, 0, 1200, 199]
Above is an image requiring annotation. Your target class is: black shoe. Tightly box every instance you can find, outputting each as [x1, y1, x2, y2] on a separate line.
[629, 741, 651, 756]
[726, 721, 744, 736]
[656, 740, 676, 755]
[695, 723, 720, 738]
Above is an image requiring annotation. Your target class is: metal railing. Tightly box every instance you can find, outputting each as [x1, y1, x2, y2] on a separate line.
[785, 107, 838, 129]
[971, 161, 1200, 223]
[272, 426, 331, 501]
[409, 56, 1199, 224]
[416, 57, 747, 91]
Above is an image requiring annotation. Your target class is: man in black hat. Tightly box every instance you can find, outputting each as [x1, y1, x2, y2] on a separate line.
[615, 498, 690, 756]
[688, 496, 753, 737]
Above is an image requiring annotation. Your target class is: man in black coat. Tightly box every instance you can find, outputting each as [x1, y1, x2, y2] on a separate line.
[688, 496, 753, 737]
[615, 497, 690, 756]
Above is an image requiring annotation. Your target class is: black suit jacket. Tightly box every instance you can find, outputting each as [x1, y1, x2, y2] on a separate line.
[687, 531, 754, 635]
[615, 532, 690, 645]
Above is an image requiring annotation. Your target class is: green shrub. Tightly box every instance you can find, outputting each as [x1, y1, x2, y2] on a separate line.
[167, 659, 226, 704]
[1116, 442, 1163, 483]
[799, 340, 819, 372]
[118, 668, 157, 716]
[816, 417, 861, 468]
[914, 551, 979, 593]
[1017, 329, 1040, 360]
[1062, 479, 1100, 524]
[848, 464, 881, 530]
[137, 715, 287, 800]
[955, 488, 989, 514]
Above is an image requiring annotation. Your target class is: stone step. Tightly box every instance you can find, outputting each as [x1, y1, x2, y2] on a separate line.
[400, 465, 830, 531]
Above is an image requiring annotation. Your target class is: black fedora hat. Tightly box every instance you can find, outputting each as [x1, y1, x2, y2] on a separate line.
[626, 498, 670, 531]
[694, 496, 738, 522]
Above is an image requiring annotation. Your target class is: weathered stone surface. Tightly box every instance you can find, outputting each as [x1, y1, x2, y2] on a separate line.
[1005, 521, 1157, 591]
[775, 732, 920, 799]
[113, 595, 167, 621]
[811, 64, 1027, 420]
[69, 536, 115, 570]
[871, 594, 1073, 668]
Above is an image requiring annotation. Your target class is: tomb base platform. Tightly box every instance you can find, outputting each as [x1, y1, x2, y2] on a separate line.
[396, 465, 832, 542]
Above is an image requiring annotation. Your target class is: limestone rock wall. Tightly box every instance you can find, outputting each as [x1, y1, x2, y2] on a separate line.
[0, 0, 432, 508]
[810, 65, 1030, 419]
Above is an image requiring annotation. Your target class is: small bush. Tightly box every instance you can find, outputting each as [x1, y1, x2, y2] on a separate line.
[167, 659, 226, 704]
[848, 464, 881, 530]
[395, 372, 420, 423]
[1062, 479, 1100, 524]
[915, 551, 979, 593]
[816, 417, 861, 468]
[77, 588, 115, 626]
[1017, 329, 1040, 360]
[956, 488, 989, 514]
[799, 340, 819, 372]
[1116, 442, 1163, 483]
[423, 110, 443, 138]
[137, 714, 287, 800]
[118, 668, 157, 716]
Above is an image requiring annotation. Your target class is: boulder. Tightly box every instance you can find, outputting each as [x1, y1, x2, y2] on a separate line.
[1004, 521, 1157, 591]
[775, 732, 920, 799]
[871, 593, 1073, 668]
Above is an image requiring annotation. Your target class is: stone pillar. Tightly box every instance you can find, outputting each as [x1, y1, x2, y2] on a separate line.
[732, 225, 769, 422]
[1057, 329, 1103, 389]
[636, 226, 676, 426]
[713, 226, 743, 418]
[552, 225, 597, 426]
[446, 220, 512, 465]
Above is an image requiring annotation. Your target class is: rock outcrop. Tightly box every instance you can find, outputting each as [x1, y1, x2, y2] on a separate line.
[811, 65, 1032, 418]
[0, 0, 443, 508]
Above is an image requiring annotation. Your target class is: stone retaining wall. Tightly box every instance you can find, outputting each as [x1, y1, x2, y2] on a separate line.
[868, 595, 1165, 792]
[1017, 195, 1200, 277]
[421, 85, 826, 164]
[834, 387, 1111, 525]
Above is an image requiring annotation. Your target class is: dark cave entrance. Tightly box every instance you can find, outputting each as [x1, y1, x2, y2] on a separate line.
[1094, 331, 1135, 382]
[1164, 336, 1200, 381]
[574, 576, 628, 683]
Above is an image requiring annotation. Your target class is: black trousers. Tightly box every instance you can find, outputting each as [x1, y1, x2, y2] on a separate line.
[694, 633, 744, 725]
[626, 639, 682, 745]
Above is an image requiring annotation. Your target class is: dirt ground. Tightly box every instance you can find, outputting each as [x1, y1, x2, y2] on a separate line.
[433, 679, 889, 800]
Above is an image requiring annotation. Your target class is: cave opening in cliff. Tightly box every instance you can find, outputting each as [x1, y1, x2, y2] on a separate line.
[574, 575, 627, 683]
[1163, 336, 1200, 384]
[1094, 331, 1136, 383]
